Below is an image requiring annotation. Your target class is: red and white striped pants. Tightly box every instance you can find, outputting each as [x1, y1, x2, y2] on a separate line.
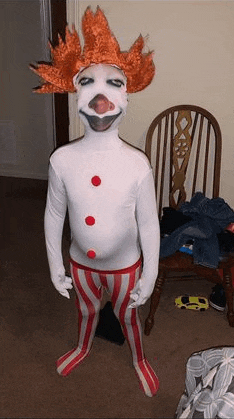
[56, 258, 159, 397]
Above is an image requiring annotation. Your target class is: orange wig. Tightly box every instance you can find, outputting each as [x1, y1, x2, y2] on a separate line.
[30, 6, 155, 94]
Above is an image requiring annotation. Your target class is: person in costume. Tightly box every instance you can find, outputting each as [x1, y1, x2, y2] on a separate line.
[31, 7, 160, 397]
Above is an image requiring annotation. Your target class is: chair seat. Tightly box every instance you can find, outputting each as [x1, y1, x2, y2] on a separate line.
[219, 253, 234, 269]
[159, 252, 221, 282]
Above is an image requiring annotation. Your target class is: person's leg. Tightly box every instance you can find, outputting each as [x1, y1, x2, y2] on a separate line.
[105, 261, 159, 397]
[57, 262, 102, 376]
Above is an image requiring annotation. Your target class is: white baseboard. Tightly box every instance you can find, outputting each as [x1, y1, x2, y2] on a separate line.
[0, 169, 48, 180]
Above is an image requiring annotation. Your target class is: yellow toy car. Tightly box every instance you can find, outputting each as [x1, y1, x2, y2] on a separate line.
[175, 295, 209, 311]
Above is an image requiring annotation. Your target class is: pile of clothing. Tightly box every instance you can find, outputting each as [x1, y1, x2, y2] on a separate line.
[160, 192, 234, 269]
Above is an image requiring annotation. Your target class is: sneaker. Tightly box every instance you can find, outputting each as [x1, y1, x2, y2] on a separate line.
[209, 284, 226, 312]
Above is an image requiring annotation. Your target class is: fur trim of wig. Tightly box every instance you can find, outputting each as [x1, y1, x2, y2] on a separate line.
[30, 6, 155, 94]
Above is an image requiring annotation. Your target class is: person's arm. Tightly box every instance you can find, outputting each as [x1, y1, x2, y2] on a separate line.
[129, 170, 160, 308]
[44, 162, 73, 298]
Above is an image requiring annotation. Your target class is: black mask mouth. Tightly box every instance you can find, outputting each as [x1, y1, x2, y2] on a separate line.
[79, 110, 122, 132]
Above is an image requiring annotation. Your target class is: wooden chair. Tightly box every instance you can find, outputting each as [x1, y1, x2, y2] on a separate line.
[144, 104, 234, 336]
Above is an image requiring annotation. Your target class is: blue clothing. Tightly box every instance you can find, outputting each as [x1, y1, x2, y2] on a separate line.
[160, 193, 234, 268]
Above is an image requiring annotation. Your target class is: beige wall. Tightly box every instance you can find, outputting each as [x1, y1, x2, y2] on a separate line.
[67, 0, 234, 207]
[0, 0, 54, 180]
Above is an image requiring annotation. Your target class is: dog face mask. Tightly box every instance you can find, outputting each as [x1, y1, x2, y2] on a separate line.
[74, 64, 128, 133]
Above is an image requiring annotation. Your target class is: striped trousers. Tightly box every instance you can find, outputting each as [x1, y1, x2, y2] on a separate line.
[56, 258, 159, 397]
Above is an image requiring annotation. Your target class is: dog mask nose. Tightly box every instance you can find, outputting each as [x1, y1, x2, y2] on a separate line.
[88, 94, 115, 114]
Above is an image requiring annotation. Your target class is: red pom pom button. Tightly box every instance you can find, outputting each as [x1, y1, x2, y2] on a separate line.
[91, 176, 101, 186]
[85, 216, 95, 226]
[87, 249, 96, 259]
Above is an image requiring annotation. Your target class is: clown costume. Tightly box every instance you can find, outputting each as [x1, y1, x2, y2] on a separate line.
[31, 7, 160, 397]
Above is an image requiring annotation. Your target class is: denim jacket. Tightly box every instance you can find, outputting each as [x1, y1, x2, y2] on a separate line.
[160, 193, 234, 268]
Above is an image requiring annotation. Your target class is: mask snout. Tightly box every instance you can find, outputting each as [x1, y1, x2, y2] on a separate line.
[88, 94, 115, 115]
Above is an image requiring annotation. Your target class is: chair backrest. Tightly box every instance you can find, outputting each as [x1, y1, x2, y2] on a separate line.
[145, 105, 222, 217]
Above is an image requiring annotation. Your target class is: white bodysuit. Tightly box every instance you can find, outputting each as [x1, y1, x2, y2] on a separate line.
[44, 64, 160, 396]
[45, 134, 159, 286]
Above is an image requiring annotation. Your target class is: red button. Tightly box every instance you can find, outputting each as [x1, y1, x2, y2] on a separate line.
[85, 216, 95, 226]
[91, 176, 101, 186]
[87, 250, 96, 259]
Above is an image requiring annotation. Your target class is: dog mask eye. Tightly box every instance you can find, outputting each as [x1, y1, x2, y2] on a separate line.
[78, 77, 94, 86]
[107, 79, 125, 88]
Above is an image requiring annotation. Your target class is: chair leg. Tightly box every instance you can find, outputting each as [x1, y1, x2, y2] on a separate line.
[223, 267, 234, 327]
[144, 271, 165, 336]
